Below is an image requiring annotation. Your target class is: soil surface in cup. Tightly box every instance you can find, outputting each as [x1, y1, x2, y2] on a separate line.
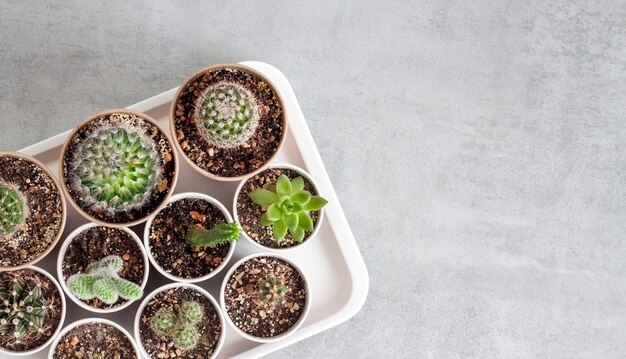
[0, 269, 63, 352]
[173, 66, 285, 178]
[52, 322, 137, 358]
[62, 112, 176, 224]
[148, 197, 231, 279]
[139, 286, 221, 358]
[224, 256, 307, 338]
[0, 155, 64, 268]
[61, 226, 145, 309]
[236, 167, 320, 249]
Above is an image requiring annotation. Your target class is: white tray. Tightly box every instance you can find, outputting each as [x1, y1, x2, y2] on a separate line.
[16, 61, 369, 359]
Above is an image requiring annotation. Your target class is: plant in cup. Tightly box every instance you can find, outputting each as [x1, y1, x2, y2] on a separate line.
[248, 175, 328, 242]
[150, 301, 203, 350]
[185, 222, 240, 248]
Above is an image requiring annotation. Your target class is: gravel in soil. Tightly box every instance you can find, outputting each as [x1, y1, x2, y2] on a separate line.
[148, 197, 231, 279]
[61, 226, 145, 309]
[224, 256, 307, 338]
[236, 168, 320, 249]
[173, 66, 285, 178]
[0, 155, 64, 267]
[139, 286, 221, 358]
[62, 112, 176, 224]
[0, 269, 63, 352]
[52, 322, 137, 358]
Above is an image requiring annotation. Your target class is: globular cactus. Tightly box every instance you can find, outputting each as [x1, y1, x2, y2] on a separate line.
[0, 183, 26, 236]
[67, 255, 142, 305]
[195, 82, 260, 148]
[258, 277, 289, 306]
[149, 301, 203, 351]
[69, 125, 162, 212]
[185, 222, 240, 248]
[0, 271, 57, 348]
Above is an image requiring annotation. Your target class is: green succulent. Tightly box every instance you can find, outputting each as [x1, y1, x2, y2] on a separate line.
[258, 276, 290, 306]
[248, 175, 328, 243]
[195, 82, 260, 148]
[149, 301, 203, 351]
[67, 255, 142, 305]
[185, 222, 240, 248]
[70, 125, 162, 212]
[0, 271, 58, 348]
[0, 183, 26, 236]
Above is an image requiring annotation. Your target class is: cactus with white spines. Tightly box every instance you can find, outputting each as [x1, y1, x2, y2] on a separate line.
[69, 124, 162, 213]
[194, 82, 260, 148]
[67, 255, 142, 305]
[0, 271, 58, 348]
[258, 276, 290, 306]
[150, 300, 203, 350]
[0, 183, 26, 236]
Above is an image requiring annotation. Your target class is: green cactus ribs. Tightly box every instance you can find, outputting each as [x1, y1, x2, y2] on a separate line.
[72, 124, 162, 212]
[0, 270, 58, 349]
[195, 82, 260, 148]
[259, 276, 290, 306]
[0, 183, 26, 236]
[150, 300, 203, 350]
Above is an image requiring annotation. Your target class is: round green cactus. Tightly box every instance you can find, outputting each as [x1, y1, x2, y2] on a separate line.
[151, 308, 176, 337]
[179, 301, 203, 326]
[71, 126, 162, 212]
[172, 325, 199, 350]
[0, 271, 57, 348]
[195, 82, 260, 148]
[259, 276, 290, 306]
[0, 183, 26, 235]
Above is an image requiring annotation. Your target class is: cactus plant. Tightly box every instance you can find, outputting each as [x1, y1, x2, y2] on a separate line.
[248, 175, 328, 243]
[0, 271, 57, 348]
[149, 301, 203, 351]
[68, 124, 162, 213]
[66, 255, 142, 305]
[185, 222, 240, 248]
[194, 82, 260, 148]
[0, 183, 26, 236]
[258, 277, 290, 306]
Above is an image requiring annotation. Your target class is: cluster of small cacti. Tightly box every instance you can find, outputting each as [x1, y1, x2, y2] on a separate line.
[258, 276, 290, 306]
[0, 183, 26, 235]
[195, 82, 260, 148]
[185, 222, 240, 248]
[150, 301, 203, 350]
[0, 272, 57, 348]
[67, 255, 143, 305]
[249, 174, 328, 242]
[68, 124, 162, 212]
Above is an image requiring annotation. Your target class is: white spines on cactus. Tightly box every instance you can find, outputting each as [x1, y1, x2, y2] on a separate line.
[69, 123, 163, 213]
[194, 82, 260, 148]
[0, 183, 27, 236]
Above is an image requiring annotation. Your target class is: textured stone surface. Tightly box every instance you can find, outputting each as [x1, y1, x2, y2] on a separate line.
[1, 1, 625, 358]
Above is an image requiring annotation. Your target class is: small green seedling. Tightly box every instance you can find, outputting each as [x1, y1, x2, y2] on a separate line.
[67, 255, 142, 305]
[185, 222, 240, 248]
[150, 301, 203, 351]
[248, 175, 328, 242]
[0, 183, 26, 235]
[258, 276, 290, 306]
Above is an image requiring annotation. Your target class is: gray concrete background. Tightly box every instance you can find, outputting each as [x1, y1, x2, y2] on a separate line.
[1, 1, 625, 358]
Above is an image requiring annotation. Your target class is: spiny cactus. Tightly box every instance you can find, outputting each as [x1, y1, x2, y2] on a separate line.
[0, 183, 26, 236]
[67, 255, 142, 305]
[0, 271, 57, 348]
[70, 124, 162, 212]
[249, 175, 328, 243]
[195, 82, 260, 148]
[185, 222, 240, 248]
[150, 301, 203, 351]
[258, 277, 290, 306]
